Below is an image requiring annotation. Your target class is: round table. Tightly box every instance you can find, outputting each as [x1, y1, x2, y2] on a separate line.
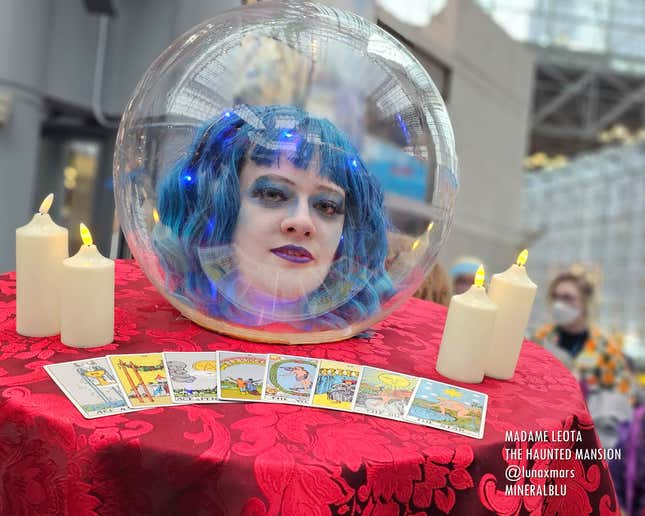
[0, 261, 619, 515]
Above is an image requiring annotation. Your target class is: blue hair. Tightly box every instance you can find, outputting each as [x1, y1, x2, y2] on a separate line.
[153, 105, 392, 329]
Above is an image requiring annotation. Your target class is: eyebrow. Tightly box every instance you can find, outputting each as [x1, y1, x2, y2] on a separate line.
[257, 174, 345, 196]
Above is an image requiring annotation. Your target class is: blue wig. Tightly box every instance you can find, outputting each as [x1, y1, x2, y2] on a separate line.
[153, 105, 392, 329]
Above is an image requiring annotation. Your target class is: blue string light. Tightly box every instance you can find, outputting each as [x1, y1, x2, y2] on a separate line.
[205, 217, 216, 238]
[395, 113, 411, 145]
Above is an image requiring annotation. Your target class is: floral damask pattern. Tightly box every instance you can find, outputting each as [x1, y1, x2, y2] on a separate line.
[0, 261, 619, 515]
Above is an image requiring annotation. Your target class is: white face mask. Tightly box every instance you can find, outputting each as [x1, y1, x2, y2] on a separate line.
[552, 300, 581, 326]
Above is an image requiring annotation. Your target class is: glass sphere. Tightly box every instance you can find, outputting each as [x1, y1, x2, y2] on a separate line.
[114, 1, 458, 344]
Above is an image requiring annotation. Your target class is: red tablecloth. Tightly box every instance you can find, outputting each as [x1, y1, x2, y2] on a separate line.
[0, 260, 619, 515]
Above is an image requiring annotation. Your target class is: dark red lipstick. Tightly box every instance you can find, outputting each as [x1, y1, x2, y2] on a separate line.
[271, 245, 314, 264]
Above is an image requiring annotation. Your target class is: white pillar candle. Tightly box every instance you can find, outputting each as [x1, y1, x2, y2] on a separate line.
[16, 193, 69, 336]
[61, 223, 114, 348]
[436, 266, 498, 383]
[485, 250, 537, 380]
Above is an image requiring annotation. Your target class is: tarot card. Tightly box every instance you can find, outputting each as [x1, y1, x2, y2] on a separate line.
[44, 358, 136, 418]
[163, 352, 221, 403]
[262, 354, 320, 405]
[405, 379, 488, 439]
[106, 353, 174, 408]
[352, 366, 419, 421]
[311, 359, 361, 411]
[217, 351, 267, 401]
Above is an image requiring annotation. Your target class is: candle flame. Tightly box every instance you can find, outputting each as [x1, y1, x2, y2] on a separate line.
[80, 223, 93, 246]
[152, 209, 160, 224]
[411, 238, 420, 251]
[39, 193, 54, 214]
[516, 249, 528, 267]
[426, 221, 434, 233]
[474, 265, 485, 287]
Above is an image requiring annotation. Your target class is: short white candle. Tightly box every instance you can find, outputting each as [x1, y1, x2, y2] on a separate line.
[61, 223, 114, 348]
[485, 250, 537, 379]
[16, 194, 69, 336]
[436, 265, 498, 383]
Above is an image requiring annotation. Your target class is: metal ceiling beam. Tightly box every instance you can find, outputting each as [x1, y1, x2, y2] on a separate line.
[601, 73, 631, 93]
[532, 70, 597, 126]
[585, 76, 598, 128]
[539, 63, 570, 84]
[586, 81, 645, 135]
[533, 123, 595, 139]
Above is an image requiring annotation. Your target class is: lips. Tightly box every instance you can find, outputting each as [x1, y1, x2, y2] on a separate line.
[271, 245, 314, 264]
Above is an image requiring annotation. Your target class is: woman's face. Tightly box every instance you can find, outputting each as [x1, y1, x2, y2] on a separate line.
[552, 280, 584, 313]
[551, 279, 586, 327]
[232, 157, 346, 300]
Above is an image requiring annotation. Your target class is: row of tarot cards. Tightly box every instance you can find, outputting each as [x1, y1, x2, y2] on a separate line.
[45, 351, 488, 439]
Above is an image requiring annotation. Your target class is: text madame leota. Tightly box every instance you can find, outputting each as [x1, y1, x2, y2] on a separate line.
[501, 430, 621, 497]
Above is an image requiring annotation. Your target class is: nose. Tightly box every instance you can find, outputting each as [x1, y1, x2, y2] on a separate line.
[280, 200, 316, 238]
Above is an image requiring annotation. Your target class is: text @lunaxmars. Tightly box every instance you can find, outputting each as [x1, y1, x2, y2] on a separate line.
[501, 430, 621, 497]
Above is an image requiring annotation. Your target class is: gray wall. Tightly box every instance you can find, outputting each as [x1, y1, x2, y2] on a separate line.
[44, 0, 242, 114]
[377, 0, 535, 276]
[1, 0, 52, 272]
[0, 0, 239, 272]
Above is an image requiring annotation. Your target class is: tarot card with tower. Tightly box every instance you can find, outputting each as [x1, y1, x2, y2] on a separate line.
[262, 354, 320, 405]
[311, 359, 361, 411]
[352, 366, 419, 421]
[106, 353, 173, 408]
[44, 357, 136, 418]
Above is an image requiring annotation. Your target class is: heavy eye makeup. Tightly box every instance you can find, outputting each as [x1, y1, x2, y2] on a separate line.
[311, 192, 345, 218]
[249, 177, 294, 207]
[248, 174, 345, 218]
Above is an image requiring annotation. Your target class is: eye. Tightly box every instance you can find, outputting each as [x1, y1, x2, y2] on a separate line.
[314, 200, 342, 217]
[255, 187, 288, 203]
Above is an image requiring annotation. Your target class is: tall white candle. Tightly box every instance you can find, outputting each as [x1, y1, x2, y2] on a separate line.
[436, 266, 498, 383]
[485, 250, 537, 380]
[16, 194, 69, 336]
[61, 223, 114, 348]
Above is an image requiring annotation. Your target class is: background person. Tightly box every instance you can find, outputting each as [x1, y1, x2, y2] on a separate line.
[533, 271, 634, 447]
[449, 256, 485, 295]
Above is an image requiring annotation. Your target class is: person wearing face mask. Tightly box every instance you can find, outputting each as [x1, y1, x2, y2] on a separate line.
[533, 271, 634, 447]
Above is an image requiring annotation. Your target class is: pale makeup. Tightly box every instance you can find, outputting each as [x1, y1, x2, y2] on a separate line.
[232, 158, 345, 300]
